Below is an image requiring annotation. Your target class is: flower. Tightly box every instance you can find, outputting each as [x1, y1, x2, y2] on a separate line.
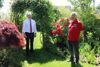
[51, 30, 57, 36]
[55, 22, 61, 29]
[57, 30, 62, 35]
[63, 23, 66, 28]
[50, 18, 68, 47]
[60, 18, 65, 22]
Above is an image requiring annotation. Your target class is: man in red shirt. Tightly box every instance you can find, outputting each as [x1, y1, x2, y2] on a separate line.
[67, 12, 83, 63]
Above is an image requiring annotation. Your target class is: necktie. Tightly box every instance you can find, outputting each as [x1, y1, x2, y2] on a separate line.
[30, 19, 32, 33]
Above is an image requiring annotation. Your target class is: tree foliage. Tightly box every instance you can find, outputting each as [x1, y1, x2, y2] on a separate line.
[0, 0, 3, 7]
[58, 7, 71, 17]
[96, 4, 100, 10]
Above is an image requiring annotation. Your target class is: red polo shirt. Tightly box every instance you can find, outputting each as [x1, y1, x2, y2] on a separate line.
[68, 19, 83, 41]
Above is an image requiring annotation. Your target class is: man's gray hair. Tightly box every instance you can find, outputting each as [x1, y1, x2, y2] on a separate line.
[27, 12, 32, 16]
[71, 12, 77, 17]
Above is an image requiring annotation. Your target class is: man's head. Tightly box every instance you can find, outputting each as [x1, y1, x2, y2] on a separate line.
[70, 12, 77, 20]
[27, 12, 32, 19]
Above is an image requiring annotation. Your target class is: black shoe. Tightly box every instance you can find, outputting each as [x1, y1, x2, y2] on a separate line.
[26, 50, 29, 56]
[76, 59, 79, 64]
[25, 52, 29, 58]
[70, 57, 74, 63]
[30, 49, 34, 52]
[71, 60, 75, 63]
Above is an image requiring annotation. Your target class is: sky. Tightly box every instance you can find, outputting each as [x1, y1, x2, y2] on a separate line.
[50, 0, 100, 6]
[50, 0, 71, 6]
[0, 0, 11, 14]
[0, 0, 100, 14]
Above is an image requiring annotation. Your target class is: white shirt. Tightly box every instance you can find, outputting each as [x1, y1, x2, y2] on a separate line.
[22, 18, 37, 33]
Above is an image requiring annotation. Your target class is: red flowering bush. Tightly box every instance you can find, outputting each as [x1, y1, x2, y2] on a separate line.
[0, 20, 25, 48]
[51, 18, 68, 36]
[51, 23, 62, 36]
[51, 18, 68, 48]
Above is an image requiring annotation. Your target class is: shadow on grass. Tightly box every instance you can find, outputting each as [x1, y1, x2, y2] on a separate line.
[0, 48, 83, 67]
[0, 45, 67, 67]
[71, 62, 83, 67]
[21, 48, 66, 64]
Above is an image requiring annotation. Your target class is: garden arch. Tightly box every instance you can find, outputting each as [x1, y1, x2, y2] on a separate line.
[11, 0, 60, 49]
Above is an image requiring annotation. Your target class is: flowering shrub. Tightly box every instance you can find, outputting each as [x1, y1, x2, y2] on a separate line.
[0, 20, 25, 48]
[51, 18, 68, 48]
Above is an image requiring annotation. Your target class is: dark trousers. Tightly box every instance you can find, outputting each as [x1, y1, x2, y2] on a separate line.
[25, 32, 34, 55]
[68, 40, 79, 62]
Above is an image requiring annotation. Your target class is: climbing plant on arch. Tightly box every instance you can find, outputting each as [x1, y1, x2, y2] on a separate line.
[11, 0, 60, 49]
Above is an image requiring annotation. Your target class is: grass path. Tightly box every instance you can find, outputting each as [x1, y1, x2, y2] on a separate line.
[21, 32, 99, 67]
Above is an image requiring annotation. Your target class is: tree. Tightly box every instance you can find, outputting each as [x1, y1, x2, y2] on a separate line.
[68, 0, 93, 18]
[96, 4, 100, 10]
[0, 0, 3, 7]
[58, 6, 71, 17]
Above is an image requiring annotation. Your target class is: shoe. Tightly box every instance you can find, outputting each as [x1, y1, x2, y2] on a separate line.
[70, 57, 74, 63]
[76, 59, 79, 64]
[76, 61, 79, 64]
[30, 49, 34, 53]
[25, 53, 29, 59]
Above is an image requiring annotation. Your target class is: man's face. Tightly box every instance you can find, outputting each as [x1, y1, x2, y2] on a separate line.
[28, 15, 32, 19]
[71, 15, 76, 20]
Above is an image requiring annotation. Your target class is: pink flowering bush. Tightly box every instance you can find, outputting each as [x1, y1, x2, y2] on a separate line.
[0, 20, 25, 48]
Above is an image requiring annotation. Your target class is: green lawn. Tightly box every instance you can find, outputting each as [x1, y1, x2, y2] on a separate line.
[21, 32, 99, 67]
